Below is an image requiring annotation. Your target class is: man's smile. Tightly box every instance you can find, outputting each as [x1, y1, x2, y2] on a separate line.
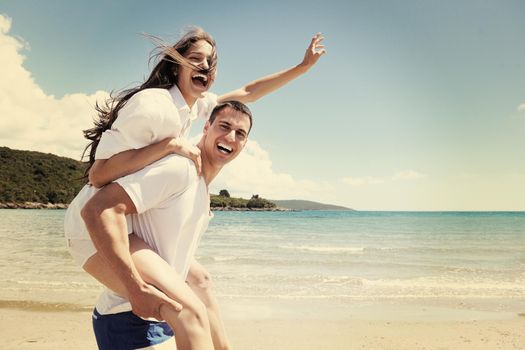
[217, 143, 233, 154]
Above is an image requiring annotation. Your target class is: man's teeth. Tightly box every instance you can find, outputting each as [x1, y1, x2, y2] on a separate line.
[217, 143, 232, 153]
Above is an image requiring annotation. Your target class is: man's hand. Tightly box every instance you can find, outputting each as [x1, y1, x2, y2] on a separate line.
[128, 282, 183, 320]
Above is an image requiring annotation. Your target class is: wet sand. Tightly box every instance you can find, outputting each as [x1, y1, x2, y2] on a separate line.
[1, 307, 524, 350]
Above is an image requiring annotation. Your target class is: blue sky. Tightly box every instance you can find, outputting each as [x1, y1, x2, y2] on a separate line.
[1, 0, 524, 210]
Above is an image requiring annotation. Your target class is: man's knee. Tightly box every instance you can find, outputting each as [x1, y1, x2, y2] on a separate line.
[178, 299, 209, 331]
[187, 265, 213, 290]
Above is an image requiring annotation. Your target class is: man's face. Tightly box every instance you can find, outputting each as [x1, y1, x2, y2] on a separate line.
[203, 107, 251, 166]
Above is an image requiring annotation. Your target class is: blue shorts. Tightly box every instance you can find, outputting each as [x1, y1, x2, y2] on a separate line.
[92, 308, 174, 350]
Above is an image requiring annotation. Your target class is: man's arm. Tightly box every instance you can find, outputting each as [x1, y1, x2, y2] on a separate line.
[81, 183, 182, 319]
[218, 33, 325, 104]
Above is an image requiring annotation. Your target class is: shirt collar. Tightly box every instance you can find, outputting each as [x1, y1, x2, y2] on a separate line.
[168, 85, 199, 120]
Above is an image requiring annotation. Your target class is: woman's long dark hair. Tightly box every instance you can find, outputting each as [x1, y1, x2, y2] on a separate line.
[82, 27, 217, 177]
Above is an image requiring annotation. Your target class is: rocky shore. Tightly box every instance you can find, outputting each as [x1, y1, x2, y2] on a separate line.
[211, 206, 293, 212]
[0, 202, 292, 211]
[0, 202, 68, 209]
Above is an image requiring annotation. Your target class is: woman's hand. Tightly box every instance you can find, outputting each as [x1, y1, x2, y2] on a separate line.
[300, 33, 326, 69]
[168, 138, 202, 176]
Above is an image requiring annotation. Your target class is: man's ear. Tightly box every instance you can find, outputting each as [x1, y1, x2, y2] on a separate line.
[203, 121, 210, 134]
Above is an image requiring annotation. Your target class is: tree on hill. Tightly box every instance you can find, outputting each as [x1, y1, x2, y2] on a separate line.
[0, 146, 86, 204]
[247, 194, 276, 209]
[209, 193, 276, 209]
[219, 189, 230, 197]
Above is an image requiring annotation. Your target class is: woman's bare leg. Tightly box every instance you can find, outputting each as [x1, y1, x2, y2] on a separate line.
[83, 235, 214, 350]
[187, 260, 232, 350]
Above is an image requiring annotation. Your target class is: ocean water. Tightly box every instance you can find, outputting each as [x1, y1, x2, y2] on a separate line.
[0, 209, 524, 319]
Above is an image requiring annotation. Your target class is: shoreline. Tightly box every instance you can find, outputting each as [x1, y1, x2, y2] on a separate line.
[210, 206, 293, 211]
[2, 294, 523, 322]
[0, 202, 293, 211]
[0, 202, 68, 209]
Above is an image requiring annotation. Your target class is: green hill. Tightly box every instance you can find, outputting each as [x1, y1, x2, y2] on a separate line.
[0, 146, 86, 204]
[0, 147, 353, 211]
[271, 199, 353, 211]
[0, 146, 280, 209]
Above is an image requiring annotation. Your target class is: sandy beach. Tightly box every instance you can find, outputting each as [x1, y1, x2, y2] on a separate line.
[1, 305, 524, 350]
[1, 210, 524, 349]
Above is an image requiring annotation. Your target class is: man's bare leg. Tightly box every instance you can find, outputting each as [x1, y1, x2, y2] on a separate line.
[84, 235, 214, 350]
[186, 259, 231, 350]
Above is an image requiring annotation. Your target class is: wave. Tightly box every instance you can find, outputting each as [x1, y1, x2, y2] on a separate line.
[0, 299, 91, 312]
[0, 279, 101, 291]
[211, 256, 240, 262]
[214, 293, 525, 300]
[360, 277, 525, 290]
[278, 245, 365, 253]
[213, 273, 525, 299]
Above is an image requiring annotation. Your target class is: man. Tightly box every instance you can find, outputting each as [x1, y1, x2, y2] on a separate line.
[81, 101, 252, 349]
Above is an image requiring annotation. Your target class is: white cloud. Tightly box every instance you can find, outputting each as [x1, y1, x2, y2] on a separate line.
[518, 103, 525, 113]
[510, 172, 525, 180]
[343, 170, 425, 187]
[454, 172, 478, 180]
[342, 176, 385, 187]
[0, 13, 11, 34]
[0, 13, 108, 160]
[208, 139, 334, 199]
[392, 170, 425, 181]
[0, 14, 334, 203]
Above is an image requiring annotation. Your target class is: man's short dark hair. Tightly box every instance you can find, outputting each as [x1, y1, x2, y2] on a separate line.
[209, 100, 253, 133]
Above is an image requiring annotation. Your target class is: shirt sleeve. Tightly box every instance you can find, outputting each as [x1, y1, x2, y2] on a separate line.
[196, 92, 218, 121]
[114, 155, 195, 214]
[95, 89, 177, 160]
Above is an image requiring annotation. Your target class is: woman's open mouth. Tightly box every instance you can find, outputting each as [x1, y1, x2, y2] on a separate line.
[191, 73, 209, 88]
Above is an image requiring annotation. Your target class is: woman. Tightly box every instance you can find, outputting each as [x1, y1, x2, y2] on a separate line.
[65, 27, 325, 349]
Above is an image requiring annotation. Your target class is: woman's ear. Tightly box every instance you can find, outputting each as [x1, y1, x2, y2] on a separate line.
[210, 69, 217, 84]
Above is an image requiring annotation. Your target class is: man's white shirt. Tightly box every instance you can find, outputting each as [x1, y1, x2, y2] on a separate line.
[96, 155, 211, 315]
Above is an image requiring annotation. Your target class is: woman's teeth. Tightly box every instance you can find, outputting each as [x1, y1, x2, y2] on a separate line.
[192, 73, 208, 87]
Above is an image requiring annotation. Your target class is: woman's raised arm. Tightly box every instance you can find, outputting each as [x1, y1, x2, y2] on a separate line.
[218, 33, 326, 104]
[89, 137, 201, 188]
